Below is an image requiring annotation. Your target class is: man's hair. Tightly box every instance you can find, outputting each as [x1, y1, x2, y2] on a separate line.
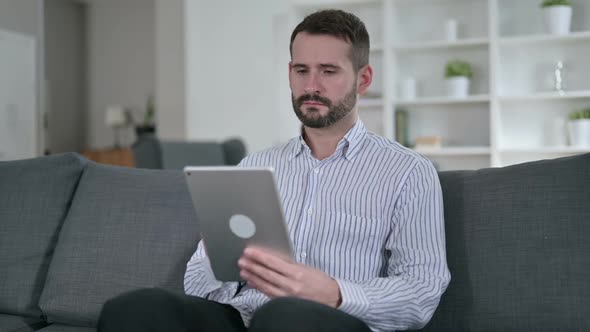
[289, 9, 370, 72]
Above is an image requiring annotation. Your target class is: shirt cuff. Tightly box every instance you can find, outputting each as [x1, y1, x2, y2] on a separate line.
[335, 278, 370, 318]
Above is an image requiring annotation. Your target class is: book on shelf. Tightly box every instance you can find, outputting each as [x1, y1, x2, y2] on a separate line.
[414, 136, 442, 150]
[395, 109, 409, 147]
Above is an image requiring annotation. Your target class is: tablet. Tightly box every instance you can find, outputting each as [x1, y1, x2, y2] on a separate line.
[183, 166, 293, 281]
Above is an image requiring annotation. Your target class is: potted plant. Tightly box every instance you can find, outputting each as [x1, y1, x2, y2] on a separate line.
[541, 0, 572, 35]
[135, 95, 156, 137]
[568, 108, 590, 147]
[445, 59, 473, 99]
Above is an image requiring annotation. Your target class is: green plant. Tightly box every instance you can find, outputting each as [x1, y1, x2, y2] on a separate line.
[569, 108, 590, 120]
[445, 60, 473, 78]
[144, 94, 155, 126]
[541, 0, 572, 8]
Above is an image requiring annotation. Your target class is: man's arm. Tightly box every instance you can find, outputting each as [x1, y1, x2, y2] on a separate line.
[336, 160, 450, 330]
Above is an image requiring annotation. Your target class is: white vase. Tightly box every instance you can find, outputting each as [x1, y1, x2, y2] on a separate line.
[400, 77, 417, 100]
[445, 19, 458, 42]
[568, 119, 590, 147]
[446, 76, 470, 99]
[543, 6, 572, 35]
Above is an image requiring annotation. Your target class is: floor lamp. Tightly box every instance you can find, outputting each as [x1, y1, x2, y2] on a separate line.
[105, 105, 128, 149]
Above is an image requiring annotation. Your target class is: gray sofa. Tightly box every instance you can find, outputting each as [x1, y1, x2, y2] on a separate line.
[0, 152, 588, 332]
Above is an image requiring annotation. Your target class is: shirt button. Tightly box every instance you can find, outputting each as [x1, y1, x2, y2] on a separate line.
[314, 168, 320, 174]
[300, 252, 307, 258]
[307, 208, 313, 215]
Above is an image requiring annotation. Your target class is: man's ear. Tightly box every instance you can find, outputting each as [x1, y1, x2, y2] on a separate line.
[356, 64, 373, 95]
[288, 61, 293, 86]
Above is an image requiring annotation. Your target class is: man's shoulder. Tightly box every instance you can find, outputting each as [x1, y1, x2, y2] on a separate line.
[364, 132, 434, 170]
[362, 133, 440, 193]
[239, 138, 298, 167]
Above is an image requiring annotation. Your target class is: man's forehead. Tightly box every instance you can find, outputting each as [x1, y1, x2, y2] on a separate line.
[291, 33, 352, 66]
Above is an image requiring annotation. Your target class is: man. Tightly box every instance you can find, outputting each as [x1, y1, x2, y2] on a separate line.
[99, 9, 450, 332]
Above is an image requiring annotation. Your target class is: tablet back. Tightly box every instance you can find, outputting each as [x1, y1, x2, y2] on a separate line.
[184, 166, 293, 281]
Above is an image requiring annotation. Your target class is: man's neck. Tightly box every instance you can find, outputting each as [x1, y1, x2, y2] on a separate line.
[303, 111, 358, 161]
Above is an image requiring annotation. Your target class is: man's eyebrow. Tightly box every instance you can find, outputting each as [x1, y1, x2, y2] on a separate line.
[291, 63, 341, 69]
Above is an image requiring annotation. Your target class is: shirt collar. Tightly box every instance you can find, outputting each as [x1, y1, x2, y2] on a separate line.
[288, 120, 367, 162]
[340, 120, 367, 161]
[287, 133, 308, 161]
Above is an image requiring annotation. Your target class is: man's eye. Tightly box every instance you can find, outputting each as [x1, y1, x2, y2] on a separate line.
[323, 70, 336, 75]
[296, 70, 307, 74]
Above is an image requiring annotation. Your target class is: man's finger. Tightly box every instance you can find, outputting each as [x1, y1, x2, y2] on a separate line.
[243, 247, 296, 277]
[239, 257, 292, 291]
[240, 269, 288, 298]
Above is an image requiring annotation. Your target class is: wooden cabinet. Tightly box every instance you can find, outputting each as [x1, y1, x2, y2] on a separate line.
[82, 148, 134, 167]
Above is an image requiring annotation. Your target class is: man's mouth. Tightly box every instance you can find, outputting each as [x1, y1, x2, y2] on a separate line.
[303, 101, 325, 106]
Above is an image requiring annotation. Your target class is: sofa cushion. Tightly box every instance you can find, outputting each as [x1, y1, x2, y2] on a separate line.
[0, 153, 86, 317]
[38, 162, 200, 327]
[0, 314, 47, 332]
[421, 153, 590, 331]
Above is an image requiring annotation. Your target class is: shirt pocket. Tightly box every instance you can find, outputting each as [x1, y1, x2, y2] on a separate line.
[312, 212, 385, 279]
[328, 211, 379, 239]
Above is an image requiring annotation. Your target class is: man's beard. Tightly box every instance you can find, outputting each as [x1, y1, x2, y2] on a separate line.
[291, 86, 357, 129]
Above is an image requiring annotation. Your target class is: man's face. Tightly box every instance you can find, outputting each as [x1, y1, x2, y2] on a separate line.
[289, 32, 361, 129]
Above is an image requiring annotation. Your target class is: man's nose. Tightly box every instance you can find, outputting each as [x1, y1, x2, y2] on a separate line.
[304, 73, 321, 94]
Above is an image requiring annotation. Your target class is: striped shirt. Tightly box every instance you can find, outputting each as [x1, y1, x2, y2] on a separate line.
[184, 120, 450, 331]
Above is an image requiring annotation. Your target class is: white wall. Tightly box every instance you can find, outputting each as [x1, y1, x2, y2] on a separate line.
[0, 0, 44, 156]
[155, 0, 186, 140]
[0, 30, 37, 160]
[86, 0, 155, 149]
[185, 0, 297, 153]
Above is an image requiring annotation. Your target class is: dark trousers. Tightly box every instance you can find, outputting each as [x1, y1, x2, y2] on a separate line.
[97, 288, 372, 332]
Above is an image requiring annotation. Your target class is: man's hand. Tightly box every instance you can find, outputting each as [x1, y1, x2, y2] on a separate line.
[238, 247, 342, 308]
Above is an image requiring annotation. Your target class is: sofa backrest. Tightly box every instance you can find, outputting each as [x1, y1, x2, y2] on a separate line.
[0, 153, 86, 318]
[160, 142, 226, 169]
[132, 135, 247, 170]
[37, 161, 201, 327]
[130, 134, 163, 169]
[419, 153, 590, 331]
[222, 138, 247, 165]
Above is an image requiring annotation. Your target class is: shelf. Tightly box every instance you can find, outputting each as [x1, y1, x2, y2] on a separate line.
[288, 0, 590, 171]
[499, 90, 590, 102]
[499, 31, 590, 46]
[292, 0, 382, 8]
[396, 95, 490, 106]
[414, 146, 491, 156]
[499, 147, 590, 154]
[394, 38, 489, 52]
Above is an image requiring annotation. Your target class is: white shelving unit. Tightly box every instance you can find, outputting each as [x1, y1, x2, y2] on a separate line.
[286, 0, 590, 170]
[394, 38, 489, 52]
